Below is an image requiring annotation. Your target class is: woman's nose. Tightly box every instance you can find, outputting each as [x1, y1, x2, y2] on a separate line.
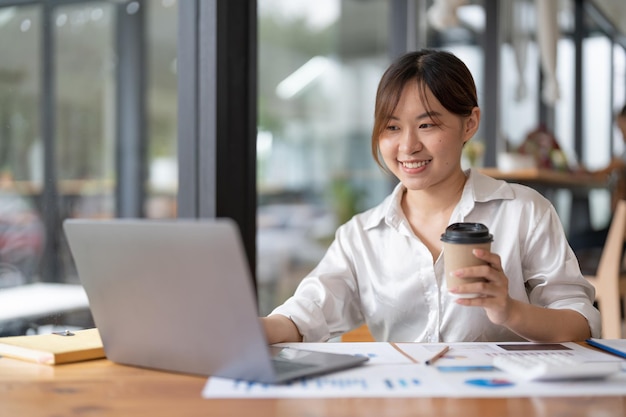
[399, 129, 422, 154]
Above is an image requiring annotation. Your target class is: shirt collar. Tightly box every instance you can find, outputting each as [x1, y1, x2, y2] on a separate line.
[456, 168, 515, 217]
[363, 168, 515, 230]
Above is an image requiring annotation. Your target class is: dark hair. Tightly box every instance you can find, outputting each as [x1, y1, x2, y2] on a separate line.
[371, 49, 479, 168]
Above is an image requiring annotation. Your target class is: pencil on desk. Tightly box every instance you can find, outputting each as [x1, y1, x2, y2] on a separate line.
[425, 345, 450, 365]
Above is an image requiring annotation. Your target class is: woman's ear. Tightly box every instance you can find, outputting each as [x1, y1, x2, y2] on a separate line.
[462, 107, 481, 143]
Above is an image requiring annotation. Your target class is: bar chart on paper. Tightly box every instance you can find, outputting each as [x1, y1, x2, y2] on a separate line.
[202, 342, 626, 399]
[203, 343, 428, 398]
[203, 365, 434, 398]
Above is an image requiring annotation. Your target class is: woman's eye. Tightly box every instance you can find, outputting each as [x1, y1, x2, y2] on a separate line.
[419, 123, 434, 129]
[385, 125, 399, 131]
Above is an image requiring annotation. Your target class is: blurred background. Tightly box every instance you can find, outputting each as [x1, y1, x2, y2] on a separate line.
[0, 0, 625, 334]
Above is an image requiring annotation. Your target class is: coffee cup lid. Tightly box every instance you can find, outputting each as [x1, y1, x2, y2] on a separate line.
[440, 222, 493, 244]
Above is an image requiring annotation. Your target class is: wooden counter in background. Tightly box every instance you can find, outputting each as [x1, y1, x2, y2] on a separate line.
[479, 168, 608, 190]
[479, 168, 610, 236]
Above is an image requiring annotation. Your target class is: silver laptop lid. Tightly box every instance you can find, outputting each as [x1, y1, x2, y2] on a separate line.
[63, 218, 276, 381]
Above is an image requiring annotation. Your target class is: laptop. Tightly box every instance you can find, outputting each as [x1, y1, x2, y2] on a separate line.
[63, 218, 368, 383]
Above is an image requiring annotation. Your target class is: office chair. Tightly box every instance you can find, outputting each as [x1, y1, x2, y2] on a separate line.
[583, 199, 626, 339]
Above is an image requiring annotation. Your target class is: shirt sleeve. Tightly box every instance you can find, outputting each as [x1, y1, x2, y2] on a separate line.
[522, 203, 601, 338]
[269, 222, 364, 342]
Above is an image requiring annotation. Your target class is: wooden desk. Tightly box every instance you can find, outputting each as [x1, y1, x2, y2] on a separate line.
[1, 354, 624, 417]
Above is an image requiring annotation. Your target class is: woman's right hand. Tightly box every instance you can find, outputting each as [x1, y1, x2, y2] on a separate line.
[260, 315, 303, 344]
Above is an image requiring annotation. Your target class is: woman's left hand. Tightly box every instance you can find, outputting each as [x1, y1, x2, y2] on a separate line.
[449, 249, 514, 325]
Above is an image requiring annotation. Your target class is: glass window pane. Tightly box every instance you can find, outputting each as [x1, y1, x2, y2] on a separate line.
[0, 5, 43, 291]
[56, 3, 116, 221]
[583, 35, 612, 227]
[613, 43, 626, 151]
[0, 4, 43, 291]
[146, 0, 178, 219]
[0, 1, 178, 336]
[555, 38, 575, 163]
[55, 3, 116, 289]
[500, 42, 539, 150]
[257, 0, 390, 316]
[582, 36, 612, 170]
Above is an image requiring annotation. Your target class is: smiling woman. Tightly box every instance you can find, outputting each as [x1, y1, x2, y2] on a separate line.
[261, 49, 600, 346]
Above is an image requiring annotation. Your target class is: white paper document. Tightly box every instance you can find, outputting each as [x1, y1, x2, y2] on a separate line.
[202, 341, 626, 399]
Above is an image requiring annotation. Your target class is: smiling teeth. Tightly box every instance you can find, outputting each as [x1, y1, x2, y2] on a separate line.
[402, 160, 430, 168]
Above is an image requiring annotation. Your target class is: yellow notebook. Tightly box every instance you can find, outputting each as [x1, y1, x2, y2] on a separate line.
[0, 328, 105, 365]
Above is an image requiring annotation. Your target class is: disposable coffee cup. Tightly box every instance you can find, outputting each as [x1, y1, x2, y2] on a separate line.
[440, 223, 493, 298]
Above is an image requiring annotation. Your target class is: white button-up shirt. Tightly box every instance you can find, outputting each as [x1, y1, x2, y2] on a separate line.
[270, 169, 601, 342]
